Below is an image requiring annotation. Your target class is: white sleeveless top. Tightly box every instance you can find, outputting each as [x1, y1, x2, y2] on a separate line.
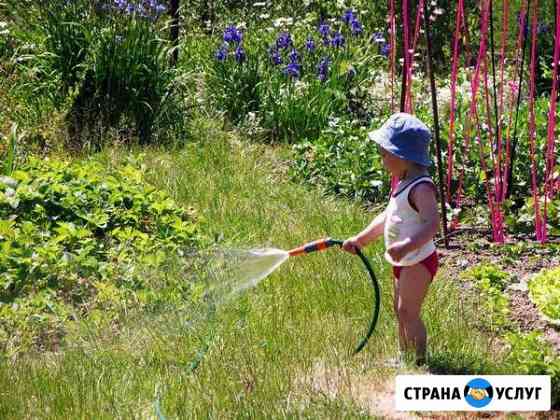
[384, 175, 437, 266]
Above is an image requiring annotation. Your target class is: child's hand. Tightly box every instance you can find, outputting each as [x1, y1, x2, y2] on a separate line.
[387, 238, 412, 262]
[342, 237, 361, 254]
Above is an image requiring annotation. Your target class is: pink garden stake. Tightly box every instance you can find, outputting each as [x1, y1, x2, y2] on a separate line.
[527, 0, 545, 242]
[542, 0, 560, 242]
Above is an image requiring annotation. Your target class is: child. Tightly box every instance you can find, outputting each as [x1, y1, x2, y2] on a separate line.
[342, 112, 440, 366]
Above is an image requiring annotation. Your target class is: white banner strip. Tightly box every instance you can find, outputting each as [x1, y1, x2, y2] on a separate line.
[395, 375, 551, 411]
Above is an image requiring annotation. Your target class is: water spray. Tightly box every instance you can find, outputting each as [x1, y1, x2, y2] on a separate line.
[287, 238, 381, 355]
[199, 238, 381, 355]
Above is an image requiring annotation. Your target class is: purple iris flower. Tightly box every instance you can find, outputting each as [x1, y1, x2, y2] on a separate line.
[215, 45, 228, 61]
[371, 32, 385, 44]
[331, 32, 345, 48]
[224, 25, 243, 44]
[380, 43, 390, 57]
[114, 0, 127, 10]
[350, 19, 363, 36]
[135, 3, 147, 16]
[305, 37, 316, 52]
[284, 62, 301, 78]
[316, 57, 330, 82]
[318, 23, 330, 37]
[342, 9, 355, 24]
[289, 48, 300, 63]
[276, 31, 292, 49]
[269, 47, 282, 65]
[235, 45, 246, 63]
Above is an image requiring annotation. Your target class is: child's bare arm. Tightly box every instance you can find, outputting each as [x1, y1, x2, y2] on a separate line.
[387, 183, 439, 261]
[342, 209, 386, 253]
[408, 183, 440, 249]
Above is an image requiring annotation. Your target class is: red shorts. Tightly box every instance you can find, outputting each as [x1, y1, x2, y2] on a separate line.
[392, 251, 439, 281]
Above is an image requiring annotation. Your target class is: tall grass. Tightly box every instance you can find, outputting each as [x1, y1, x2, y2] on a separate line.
[5, 0, 184, 148]
[0, 117, 504, 418]
[1, 123, 19, 175]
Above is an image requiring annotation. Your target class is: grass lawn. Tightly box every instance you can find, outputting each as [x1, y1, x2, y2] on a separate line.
[0, 118, 503, 419]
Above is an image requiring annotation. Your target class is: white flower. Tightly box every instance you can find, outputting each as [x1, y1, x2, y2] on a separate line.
[259, 14, 270, 19]
[434, 8, 444, 15]
[0, 21, 9, 36]
[272, 17, 294, 28]
[328, 117, 340, 128]
[253, 2, 266, 6]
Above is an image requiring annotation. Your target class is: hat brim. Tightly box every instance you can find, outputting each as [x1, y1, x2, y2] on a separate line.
[368, 128, 390, 146]
[368, 129, 432, 167]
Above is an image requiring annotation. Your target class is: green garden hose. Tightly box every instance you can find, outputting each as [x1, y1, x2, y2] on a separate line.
[288, 238, 381, 354]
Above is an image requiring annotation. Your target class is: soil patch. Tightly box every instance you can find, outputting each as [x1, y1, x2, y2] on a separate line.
[437, 228, 560, 353]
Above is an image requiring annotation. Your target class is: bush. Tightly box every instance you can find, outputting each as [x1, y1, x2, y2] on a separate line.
[291, 118, 389, 202]
[0, 156, 200, 353]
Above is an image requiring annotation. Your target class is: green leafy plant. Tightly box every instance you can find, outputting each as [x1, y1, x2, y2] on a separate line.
[462, 263, 511, 332]
[0, 156, 201, 353]
[503, 331, 560, 406]
[463, 263, 510, 291]
[528, 267, 560, 322]
[291, 118, 390, 202]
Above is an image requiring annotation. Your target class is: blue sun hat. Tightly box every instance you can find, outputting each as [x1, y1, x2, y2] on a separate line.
[368, 112, 432, 166]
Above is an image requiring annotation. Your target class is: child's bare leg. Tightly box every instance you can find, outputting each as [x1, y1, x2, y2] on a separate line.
[396, 264, 431, 362]
[392, 276, 406, 351]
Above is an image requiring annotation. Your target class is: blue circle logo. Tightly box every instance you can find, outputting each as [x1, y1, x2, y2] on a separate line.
[464, 378, 493, 408]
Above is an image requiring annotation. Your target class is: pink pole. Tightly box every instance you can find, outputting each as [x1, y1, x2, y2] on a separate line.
[390, 0, 397, 112]
[447, 0, 464, 208]
[496, 0, 509, 200]
[402, 0, 411, 113]
[527, 0, 545, 242]
[543, 0, 560, 242]
[502, 0, 528, 202]
[454, 0, 491, 229]
[405, 0, 425, 113]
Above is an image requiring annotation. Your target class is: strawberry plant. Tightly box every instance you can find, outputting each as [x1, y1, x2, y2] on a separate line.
[0, 156, 201, 353]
